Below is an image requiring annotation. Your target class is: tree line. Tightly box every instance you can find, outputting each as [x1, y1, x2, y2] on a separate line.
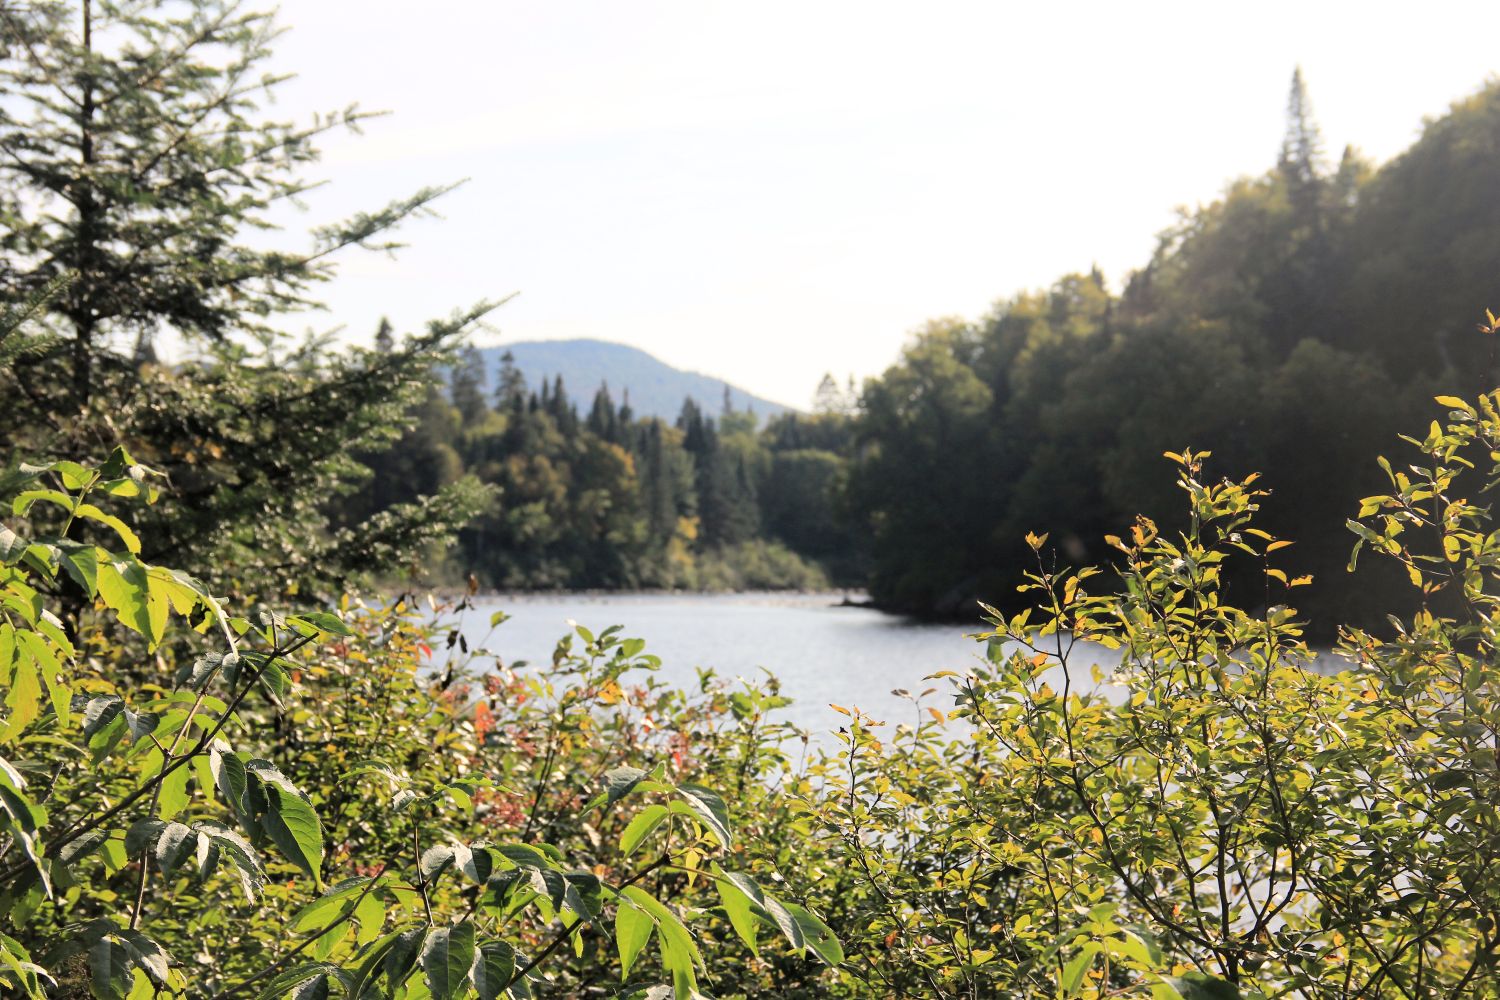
[333, 339, 861, 592]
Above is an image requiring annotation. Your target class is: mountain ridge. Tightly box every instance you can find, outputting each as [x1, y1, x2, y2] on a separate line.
[476, 339, 797, 422]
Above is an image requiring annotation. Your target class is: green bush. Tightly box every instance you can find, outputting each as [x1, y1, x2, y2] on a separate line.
[0, 450, 840, 999]
[806, 384, 1500, 996]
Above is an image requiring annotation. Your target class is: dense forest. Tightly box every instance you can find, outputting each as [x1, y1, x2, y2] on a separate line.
[5, 3, 1500, 998]
[846, 72, 1500, 628]
[334, 343, 860, 591]
[356, 71, 1500, 632]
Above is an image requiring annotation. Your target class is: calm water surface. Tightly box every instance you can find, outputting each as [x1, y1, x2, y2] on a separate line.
[443, 592, 1127, 734]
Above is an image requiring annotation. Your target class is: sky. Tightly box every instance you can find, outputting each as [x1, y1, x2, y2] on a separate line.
[259, 1, 1500, 410]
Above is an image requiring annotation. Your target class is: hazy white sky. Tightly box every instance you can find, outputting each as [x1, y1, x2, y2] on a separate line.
[262, 1, 1500, 409]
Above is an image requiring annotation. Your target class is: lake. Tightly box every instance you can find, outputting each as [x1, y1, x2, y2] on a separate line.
[440, 591, 1128, 734]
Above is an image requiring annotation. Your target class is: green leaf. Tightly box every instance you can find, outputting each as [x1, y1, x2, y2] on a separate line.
[12, 489, 73, 517]
[347, 928, 404, 998]
[55, 541, 99, 598]
[597, 765, 646, 810]
[210, 745, 248, 816]
[96, 559, 152, 640]
[620, 804, 670, 857]
[261, 784, 325, 888]
[673, 785, 731, 848]
[420, 922, 477, 1000]
[117, 930, 169, 988]
[1, 643, 41, 742]
[383, 927, 426, 991]
[0, 784, 48, 893]
[289, 611, 354, 637]
[1432, 769, 1472, 791]
[353, 890, 386, 946]
[88, 935, 132, 1000]
[157, 763, 192, 821]
[615, 898, 654, 980]
[290, 972, 332, 1000]
[153, 822, 197, 874]
[421, 845, 457, 881]
[0, 526, 28, 565]
[784, 901, 842, 966]
[473, 941, 515, 1000]
[712, 867, 760, 954]
[1164, 972, 1244, 1000]
[254, 962, 343, 1000]
[758, 895, 804, 953]
[1061, 943, 1100, 996]
[619, 886, 701, 991]
[74, 503, 141, 554]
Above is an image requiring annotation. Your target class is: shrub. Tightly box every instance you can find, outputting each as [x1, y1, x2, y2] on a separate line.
[807, 386, 1500, 996]
[0, 450, 840, 999]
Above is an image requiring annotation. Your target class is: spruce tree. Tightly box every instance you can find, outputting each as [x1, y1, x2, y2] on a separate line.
[587, 381, 619, 442]
[450, 345, 490, 427]
[495, 349, 527, 412]
[1278, 67, 1325, 219]
[0, 1, 498, 598]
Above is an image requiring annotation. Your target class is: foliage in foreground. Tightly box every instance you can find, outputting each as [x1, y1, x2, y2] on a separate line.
[809, 382, 1500, 997]
[0, 450, 840, 999]
[8, 394, 1500, 999]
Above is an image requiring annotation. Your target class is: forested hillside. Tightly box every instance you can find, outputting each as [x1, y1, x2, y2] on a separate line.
[336, 340, 860, 590]
[845, 73, 1500, 629]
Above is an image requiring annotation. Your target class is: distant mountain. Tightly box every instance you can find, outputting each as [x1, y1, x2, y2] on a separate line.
[477, 339, 796, 422]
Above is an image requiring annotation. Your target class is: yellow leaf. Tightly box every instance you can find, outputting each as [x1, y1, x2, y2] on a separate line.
[1266, 540, 1294, 552]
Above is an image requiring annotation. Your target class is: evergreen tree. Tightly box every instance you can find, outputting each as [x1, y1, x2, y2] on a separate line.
[0, 1, 496, 597]
[640, 421, 680, 544]
[813, 373, 844, 414]
[495, 349, 527, 412]
[618, 388, 636, 438]
[1279, 67, 1325, 219]
[587, 382, 620, 442]
[451, 345, 490, 426]
[374, 317, 396, 354]
[548, 375, 579, 435]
